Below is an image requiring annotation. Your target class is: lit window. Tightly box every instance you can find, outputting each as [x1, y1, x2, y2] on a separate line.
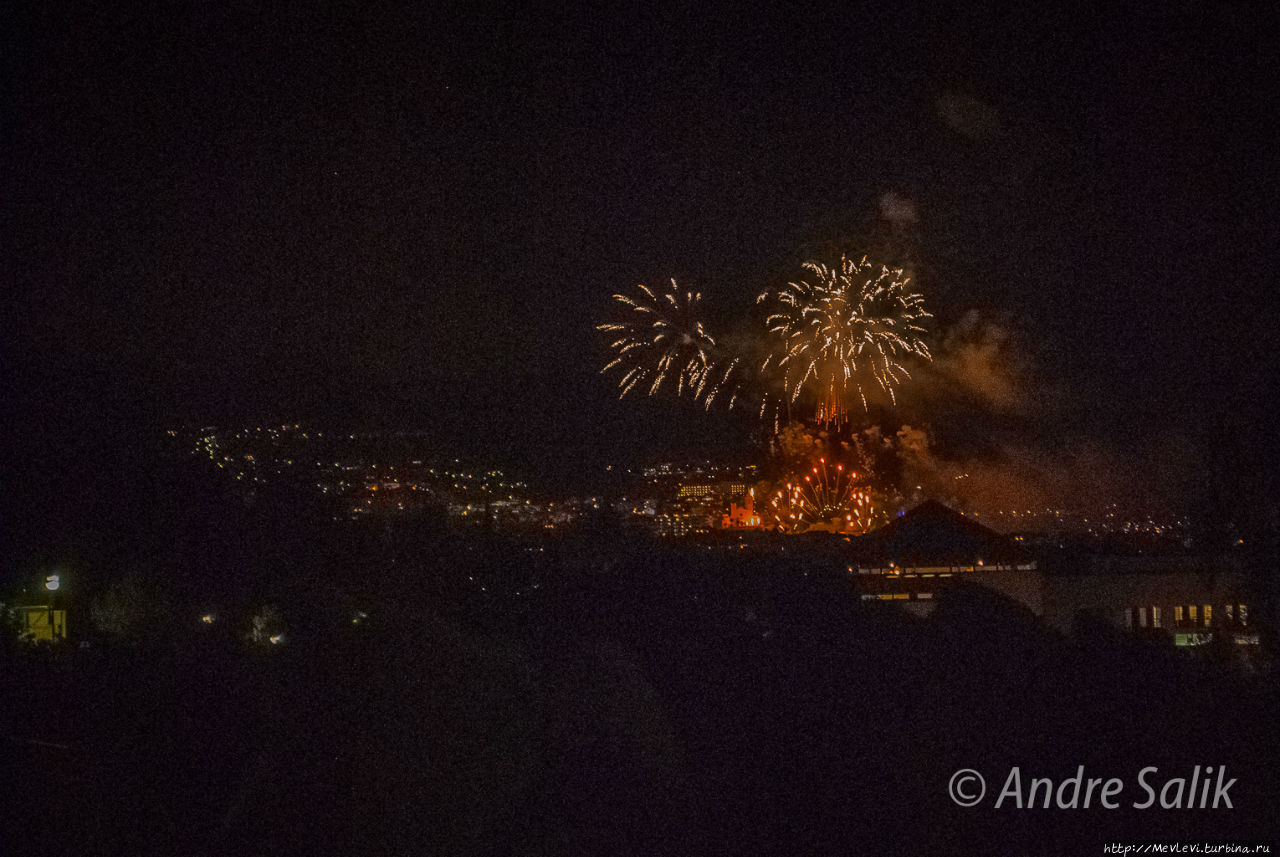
[1138, 607, 1148, 628]
[1226, 604, 1234, 622]
[1151, 606, 1161, 628]
[1174, 605, 1184, 623]
[1203, 605, 1212, 626]
[1239, 604, 1248, 626]
[1189, 605, 1197, 622]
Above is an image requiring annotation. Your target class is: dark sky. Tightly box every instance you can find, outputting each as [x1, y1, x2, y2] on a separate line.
[5, 3, 1276, 510]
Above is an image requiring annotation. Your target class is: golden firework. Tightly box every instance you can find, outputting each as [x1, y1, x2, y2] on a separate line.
[758, 255, 931, 424]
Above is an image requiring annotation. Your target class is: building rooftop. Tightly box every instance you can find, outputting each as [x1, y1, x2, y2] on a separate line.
[851, 500, 1032, 567]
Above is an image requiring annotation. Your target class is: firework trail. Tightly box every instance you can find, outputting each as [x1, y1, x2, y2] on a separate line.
[758, 254, 932, 425]
[598, 280, 742, 410]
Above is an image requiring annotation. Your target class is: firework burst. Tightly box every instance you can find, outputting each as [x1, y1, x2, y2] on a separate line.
[758, 254, 932, 424]
[598, 280, 741, 409]
[763, 457, 880, 533]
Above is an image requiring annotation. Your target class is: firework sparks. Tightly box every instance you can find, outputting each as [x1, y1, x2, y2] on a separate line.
[763, 457, 880, 533]
[758, 254, 932, 424]
[598, 280, 740, 408]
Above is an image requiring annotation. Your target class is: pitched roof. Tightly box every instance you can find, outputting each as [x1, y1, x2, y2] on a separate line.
[852, 500, 1029, 566]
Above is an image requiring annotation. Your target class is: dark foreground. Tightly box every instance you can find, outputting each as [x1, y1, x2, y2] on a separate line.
[3, 543, 1276, 856]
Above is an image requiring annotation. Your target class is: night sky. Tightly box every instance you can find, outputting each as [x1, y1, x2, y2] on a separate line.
[6, 3, 1276, 521]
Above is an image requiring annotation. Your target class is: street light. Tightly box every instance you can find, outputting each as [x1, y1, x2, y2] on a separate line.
[44, 574, 61, 592]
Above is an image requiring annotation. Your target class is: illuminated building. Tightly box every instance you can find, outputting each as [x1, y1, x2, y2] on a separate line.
[16, 606, 67, 642]
[656, 513, 696, 538]
[1061, 561, 1255, 648]
[723, 489, 761, 529]
[677, 483, 716, 500]
[848, 501, 1259, 652]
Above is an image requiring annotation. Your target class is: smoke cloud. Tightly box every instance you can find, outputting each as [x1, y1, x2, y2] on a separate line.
[881, 311, 1193, 519]
[935, 92, 1000, 140]
[913, 311, 1044, 416]
[878, 190, 918, 227]
[890, 427, 1195, 520]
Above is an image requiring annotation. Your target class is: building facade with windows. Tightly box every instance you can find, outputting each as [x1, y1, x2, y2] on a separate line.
[847, 502, 1258, 650]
